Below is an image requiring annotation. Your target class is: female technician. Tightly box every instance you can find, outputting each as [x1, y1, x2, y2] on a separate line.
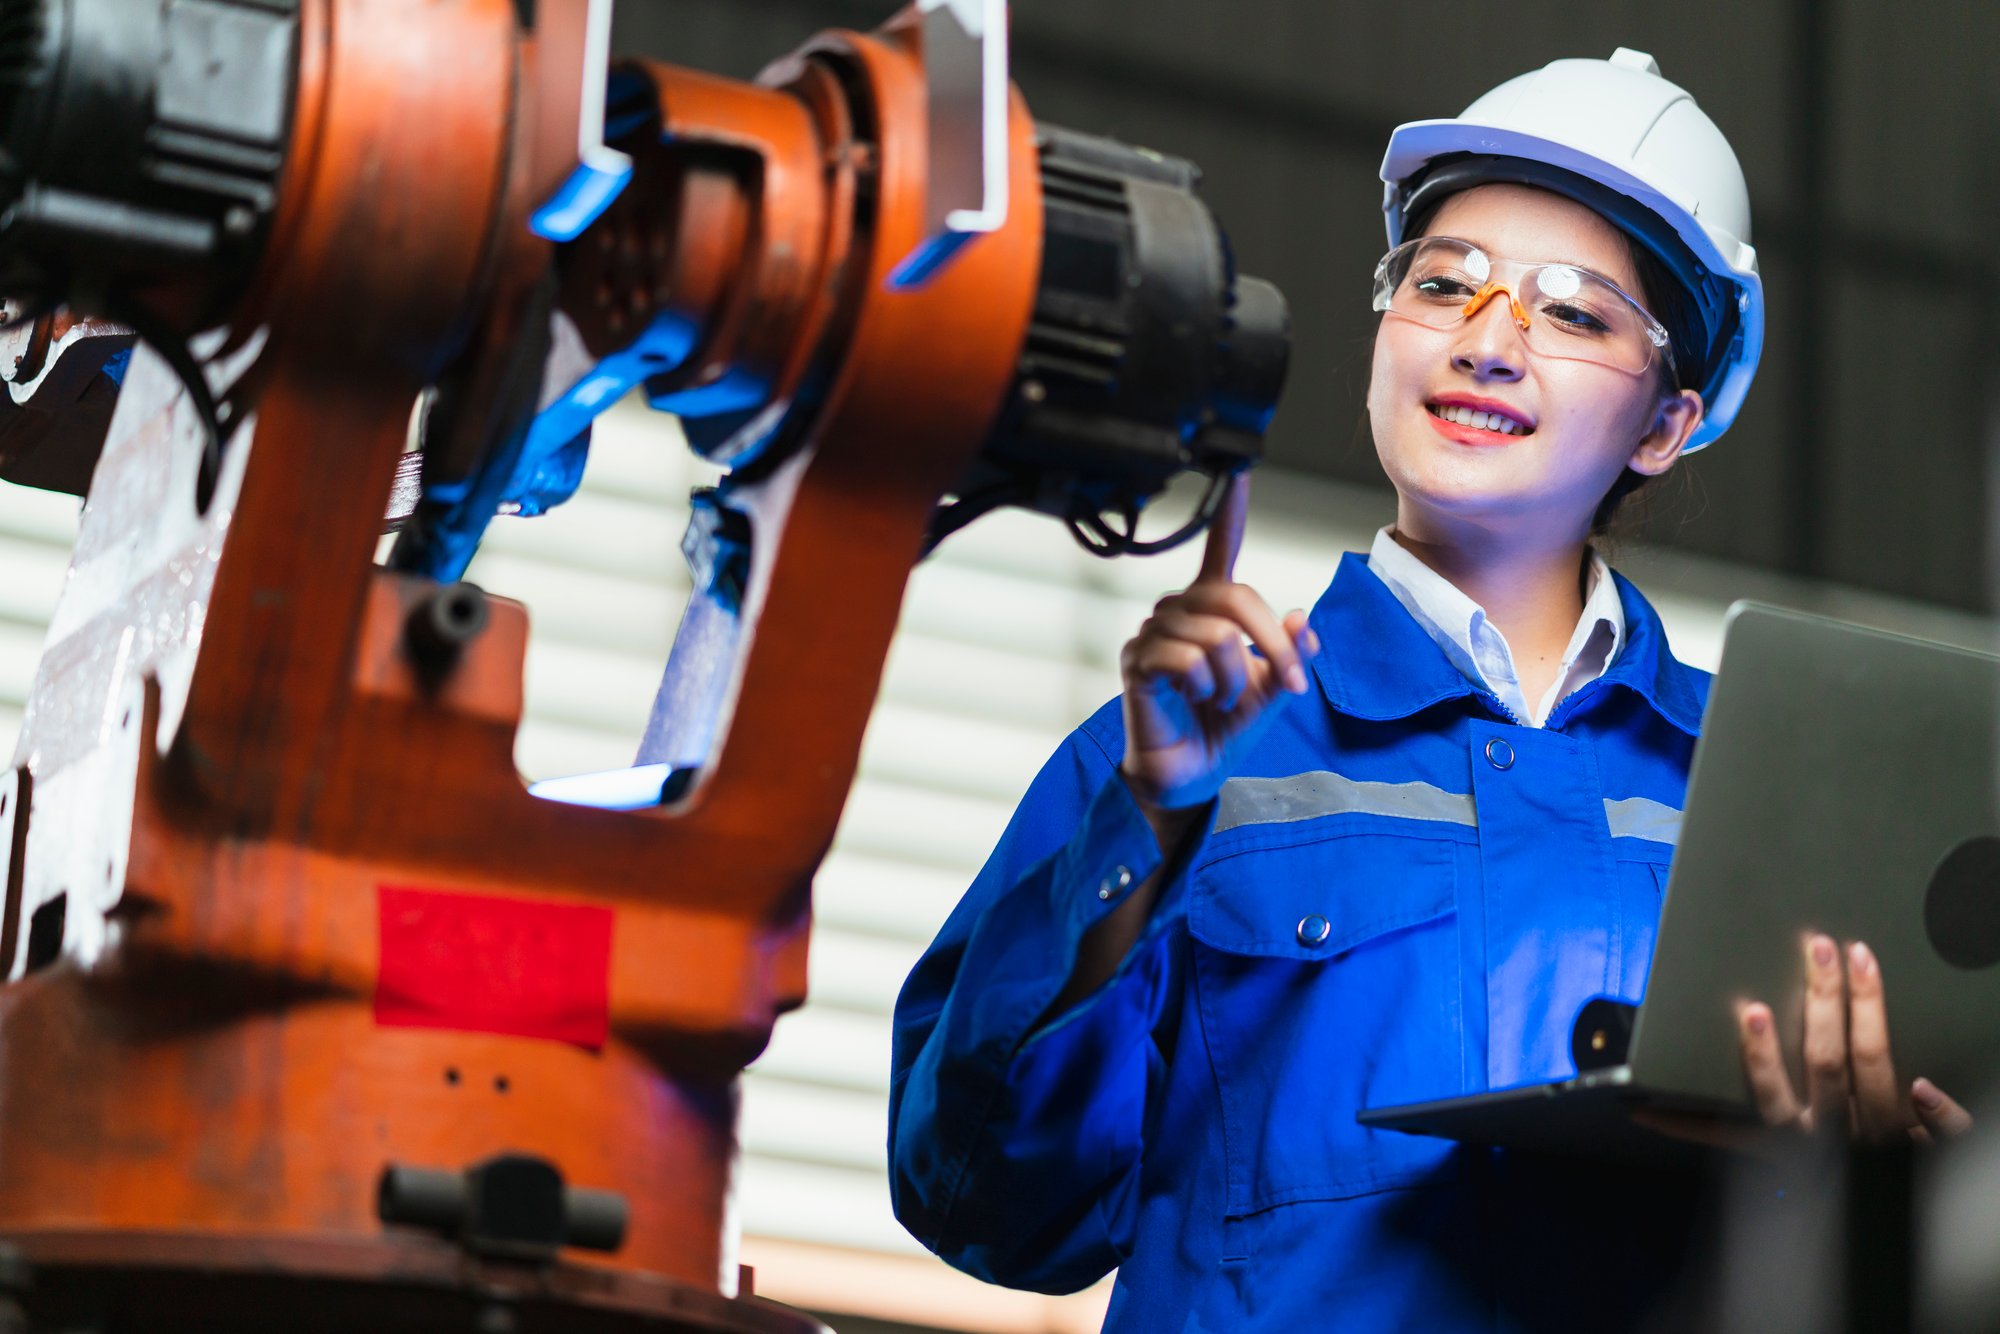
[889, 50, 1969, 1330]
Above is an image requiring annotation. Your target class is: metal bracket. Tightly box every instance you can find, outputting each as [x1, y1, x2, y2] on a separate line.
[529, 0, 636, 241]
[890, 0, 1009, 288]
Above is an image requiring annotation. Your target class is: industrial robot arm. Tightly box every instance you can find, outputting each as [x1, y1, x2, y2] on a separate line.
[0, 2, 1288, 1329]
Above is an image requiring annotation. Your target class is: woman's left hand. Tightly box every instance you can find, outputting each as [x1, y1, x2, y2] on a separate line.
[1734, 934, 1973, 1144]
[1636, 933, 1974, 1152]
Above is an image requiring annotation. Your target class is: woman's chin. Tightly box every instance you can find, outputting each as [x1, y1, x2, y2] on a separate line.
[1384, 448, 1540, 519]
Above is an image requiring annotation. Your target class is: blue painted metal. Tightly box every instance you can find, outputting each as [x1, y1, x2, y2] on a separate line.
[530, 764, 672, 810]
[531, 158, 635, 243]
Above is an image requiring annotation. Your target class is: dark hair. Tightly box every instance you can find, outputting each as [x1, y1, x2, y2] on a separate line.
[1590, 236, 1690, 544]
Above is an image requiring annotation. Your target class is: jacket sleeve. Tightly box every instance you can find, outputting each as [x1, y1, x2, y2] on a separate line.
[887, 711, 1205, 1293]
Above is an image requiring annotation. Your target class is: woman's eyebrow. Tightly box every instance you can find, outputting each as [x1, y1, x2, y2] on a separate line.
[1452, 236, 1636, 290]
[1435, 233, 1579, 269]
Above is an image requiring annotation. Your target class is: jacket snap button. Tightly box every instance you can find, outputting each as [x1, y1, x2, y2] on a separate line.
[1096, 866, 1133, 901]
[1297, 914, 1331, 946]
[1485, 737, 1516, 770]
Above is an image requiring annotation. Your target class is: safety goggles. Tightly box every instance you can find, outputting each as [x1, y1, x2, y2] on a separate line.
[1371, 236, 1676, 379]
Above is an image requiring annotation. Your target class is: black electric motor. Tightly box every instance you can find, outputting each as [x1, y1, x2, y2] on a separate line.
[929, 125, 1291, 558]
[0, 0, 298, 326]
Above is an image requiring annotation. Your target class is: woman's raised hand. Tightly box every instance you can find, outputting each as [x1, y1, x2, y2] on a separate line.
[1118, 474, 1319, 813]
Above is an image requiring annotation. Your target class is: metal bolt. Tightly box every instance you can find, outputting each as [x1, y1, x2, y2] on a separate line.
[405, 582, 490, 684]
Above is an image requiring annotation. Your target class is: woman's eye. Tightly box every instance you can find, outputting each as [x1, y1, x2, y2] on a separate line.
[1413, 275, 1473, 299]
[1542, 301, 1610, 333]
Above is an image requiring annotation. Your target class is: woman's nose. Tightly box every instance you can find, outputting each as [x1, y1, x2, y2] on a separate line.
[1449, 299, 1526, 381]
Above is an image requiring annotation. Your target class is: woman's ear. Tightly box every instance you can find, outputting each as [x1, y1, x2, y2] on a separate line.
[1628, 388, 1703, 477]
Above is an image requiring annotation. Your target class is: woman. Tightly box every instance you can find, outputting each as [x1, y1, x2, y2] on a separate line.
[889, 50, 1967, 1330]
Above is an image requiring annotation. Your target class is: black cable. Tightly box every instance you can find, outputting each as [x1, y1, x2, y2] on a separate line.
[930, 467, 1238, 560]
[106, 300, 234, 514]
[920, 476, 1039, 559]
[0, 293, 55, 335]
[388, 269, 559, 581]
[1066, 513, 1116, 556]
[1066, 467, 1233, 558]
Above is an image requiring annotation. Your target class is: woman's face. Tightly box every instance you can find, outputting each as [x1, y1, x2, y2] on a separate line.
[1366, 183, 1702, 546]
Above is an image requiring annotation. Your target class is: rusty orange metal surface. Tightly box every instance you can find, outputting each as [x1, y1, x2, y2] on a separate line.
[0, 0, 1041, 1328]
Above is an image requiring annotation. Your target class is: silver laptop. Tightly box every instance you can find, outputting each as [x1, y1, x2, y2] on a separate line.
[1359, 602, 2000, 1159]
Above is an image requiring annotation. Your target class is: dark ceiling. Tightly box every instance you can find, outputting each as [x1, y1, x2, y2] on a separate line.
[616, 0, 2000, 611]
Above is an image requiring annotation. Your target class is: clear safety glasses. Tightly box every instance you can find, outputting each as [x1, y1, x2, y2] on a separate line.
[1371, 236, 1676, 380]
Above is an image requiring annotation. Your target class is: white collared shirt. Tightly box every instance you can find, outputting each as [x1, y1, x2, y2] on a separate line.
[1365, 526, 1625, 728]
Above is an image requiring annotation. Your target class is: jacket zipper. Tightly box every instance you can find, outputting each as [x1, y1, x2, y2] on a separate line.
[1544, 680, 1608, 731]
[1475, 688, 1526, 727]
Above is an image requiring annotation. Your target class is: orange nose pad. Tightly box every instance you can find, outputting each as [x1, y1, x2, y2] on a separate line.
[1460, 281, 1532, 330]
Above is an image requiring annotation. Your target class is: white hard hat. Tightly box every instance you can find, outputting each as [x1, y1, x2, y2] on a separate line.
[1379, 48, 1763, 450]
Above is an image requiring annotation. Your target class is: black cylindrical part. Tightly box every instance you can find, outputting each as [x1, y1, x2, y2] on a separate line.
[0, 0, 297, 322]
[563, 1185, 630, 1253]
[1212, 276, 1290, 437]
[376, 1164, 467, 1232]
[941, 124, 1291, 557]
[404, 581, 490, 678]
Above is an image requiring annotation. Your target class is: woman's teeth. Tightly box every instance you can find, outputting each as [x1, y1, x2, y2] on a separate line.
[1428, 403, 1530, 436]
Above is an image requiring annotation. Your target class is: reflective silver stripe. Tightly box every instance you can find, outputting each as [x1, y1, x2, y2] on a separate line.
[1215, 771, 1477, 834]
[1604, 796, 1682, 845]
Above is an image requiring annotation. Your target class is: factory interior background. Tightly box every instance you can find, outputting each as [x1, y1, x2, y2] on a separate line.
[2, 2, 1996, 1331]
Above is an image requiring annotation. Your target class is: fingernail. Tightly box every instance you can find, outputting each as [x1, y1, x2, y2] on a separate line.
[1912, 1077, 1943, 1111]
[1811, 935, 1836, 968]
[1286, 665, 1307, 694]
[1744, 1006, 1769, 1036]
[1849, 941, 1875, 976]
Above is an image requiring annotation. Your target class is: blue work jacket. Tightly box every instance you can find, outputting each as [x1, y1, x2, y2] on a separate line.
[889, 552, 1716, 1332]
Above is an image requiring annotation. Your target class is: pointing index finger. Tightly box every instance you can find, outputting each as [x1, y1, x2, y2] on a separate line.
[1198, 472, 1251, 584]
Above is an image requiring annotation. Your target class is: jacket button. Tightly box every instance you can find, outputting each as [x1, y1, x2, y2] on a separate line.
[1096, 865, 1133, 900]
[1485, 737, 1516, 770]
[1297, 914, 1331, 946]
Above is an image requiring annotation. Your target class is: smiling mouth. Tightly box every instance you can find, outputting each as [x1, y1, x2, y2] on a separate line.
[1427, 403, 1534, 436]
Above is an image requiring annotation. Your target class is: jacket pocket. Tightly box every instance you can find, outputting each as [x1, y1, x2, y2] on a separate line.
[1615, 857, 1669, 1001]
[1189, 829, 1464, 1215]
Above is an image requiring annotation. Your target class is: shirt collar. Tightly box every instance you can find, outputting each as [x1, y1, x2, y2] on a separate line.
[1364, 527, 1627, 722]
[1364, 527, 1495, 691]
[1591, 567, 1707, 735]
[1308, 549, 1704, 735]
[1573, 548, 1627, 672]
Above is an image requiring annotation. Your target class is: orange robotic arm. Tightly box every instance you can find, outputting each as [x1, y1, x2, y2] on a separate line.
[0, 1, 1287, 1330]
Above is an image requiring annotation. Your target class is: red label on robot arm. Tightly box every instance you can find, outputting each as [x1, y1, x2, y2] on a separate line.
[375, 885, 615, 1049]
